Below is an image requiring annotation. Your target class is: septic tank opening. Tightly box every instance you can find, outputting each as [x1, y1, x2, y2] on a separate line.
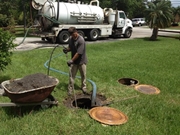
[118, 78, 139, 86]
[72, 98, 91, 109]
[63, 93, 107, 109]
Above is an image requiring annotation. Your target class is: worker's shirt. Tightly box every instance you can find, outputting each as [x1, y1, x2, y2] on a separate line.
[68, 35, 87, 65]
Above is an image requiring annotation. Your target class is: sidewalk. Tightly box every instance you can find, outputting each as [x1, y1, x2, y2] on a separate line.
[14, 37, 64, 51]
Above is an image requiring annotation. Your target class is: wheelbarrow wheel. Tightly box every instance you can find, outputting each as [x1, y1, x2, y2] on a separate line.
[40, 95, 56, 109]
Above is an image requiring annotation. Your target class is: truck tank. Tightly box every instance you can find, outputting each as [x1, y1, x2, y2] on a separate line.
[35, 0, 104, 30]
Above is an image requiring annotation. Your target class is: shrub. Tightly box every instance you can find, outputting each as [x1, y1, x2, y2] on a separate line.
[0, 28, 16, 71]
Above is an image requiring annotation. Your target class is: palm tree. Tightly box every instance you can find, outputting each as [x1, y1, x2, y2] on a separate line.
[145, 0, 173, 40]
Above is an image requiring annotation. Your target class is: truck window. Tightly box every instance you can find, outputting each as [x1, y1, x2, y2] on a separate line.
[119, 12, 125, 19]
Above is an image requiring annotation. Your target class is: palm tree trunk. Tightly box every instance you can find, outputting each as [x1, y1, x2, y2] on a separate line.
[150, 27, 159, 40]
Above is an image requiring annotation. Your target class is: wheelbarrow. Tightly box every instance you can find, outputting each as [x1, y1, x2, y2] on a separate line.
[0, 74, 59, 114]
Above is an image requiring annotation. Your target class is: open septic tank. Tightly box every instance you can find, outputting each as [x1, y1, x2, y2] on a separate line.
[63, 93, 107, 109]
[118, 77, 160, 94]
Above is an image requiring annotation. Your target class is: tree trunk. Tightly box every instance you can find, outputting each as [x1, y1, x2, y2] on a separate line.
[150, 27, 159, 41]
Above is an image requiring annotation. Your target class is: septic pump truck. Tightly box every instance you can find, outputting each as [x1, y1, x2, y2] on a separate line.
[31, 0, 133, 44]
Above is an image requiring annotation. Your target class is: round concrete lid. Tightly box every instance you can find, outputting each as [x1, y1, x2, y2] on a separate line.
[88, 107, 128, 125]
[134, 84, 160, 94]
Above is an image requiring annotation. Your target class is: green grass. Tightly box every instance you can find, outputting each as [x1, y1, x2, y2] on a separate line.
[0, 37, 180, 135]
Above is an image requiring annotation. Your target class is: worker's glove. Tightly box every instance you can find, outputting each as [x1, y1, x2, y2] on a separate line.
[63, 48, 68, 54]
[67, 60, 73, 66]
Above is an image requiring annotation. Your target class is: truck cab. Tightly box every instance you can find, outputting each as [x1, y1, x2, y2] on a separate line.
[112, 10, 133, 38]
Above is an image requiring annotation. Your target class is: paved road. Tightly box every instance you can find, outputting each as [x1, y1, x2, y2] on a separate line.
[14, 27, 178, 51]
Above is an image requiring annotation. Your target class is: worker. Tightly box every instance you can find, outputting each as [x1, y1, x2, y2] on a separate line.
[63, 27, 88, 95]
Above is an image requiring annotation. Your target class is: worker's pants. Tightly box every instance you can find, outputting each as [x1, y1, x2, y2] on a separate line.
[68, 64, 86, 93]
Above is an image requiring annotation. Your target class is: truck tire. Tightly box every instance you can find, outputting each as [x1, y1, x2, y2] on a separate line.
[123, 28, 132, 38]
[78, 30, 85, 39]
[58, 31, 70, 44]
[87, 29, 99, 41]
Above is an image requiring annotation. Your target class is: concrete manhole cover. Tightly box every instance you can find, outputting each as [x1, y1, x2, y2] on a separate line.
[134, 84, 160, 94]
[88, 106, 128, 125]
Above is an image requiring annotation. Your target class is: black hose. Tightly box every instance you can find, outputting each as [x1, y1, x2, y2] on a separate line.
[18, 25, 34, 46]
[47, 44, 60, 76]
[57, 0, 59, 21]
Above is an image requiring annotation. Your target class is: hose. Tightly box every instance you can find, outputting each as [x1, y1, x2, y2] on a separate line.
[17, 25, 38, 46]
[46, 44, 60, 76]
[44, 47, 97, 107]
[57, 0, 59, 21]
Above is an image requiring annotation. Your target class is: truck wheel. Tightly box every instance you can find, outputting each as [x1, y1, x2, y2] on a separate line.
[58, 31, 70, 44]
[124, 29, 132, 38]
[87, 29, 99, 41]
[78, 30, 85, 39]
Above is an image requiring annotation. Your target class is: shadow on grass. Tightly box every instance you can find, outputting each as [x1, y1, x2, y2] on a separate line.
[2, 105, 44, 117]
[134, 37, 179, 41]
[142, 37, 162, 41]
[133, 37, 162, 41]
[158, 35, 180, 40]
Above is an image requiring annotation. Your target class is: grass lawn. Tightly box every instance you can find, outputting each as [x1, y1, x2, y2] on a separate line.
[0, 37, 180, 135]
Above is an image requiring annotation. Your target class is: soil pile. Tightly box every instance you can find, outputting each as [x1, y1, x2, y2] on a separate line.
[5, 73, 57, 92]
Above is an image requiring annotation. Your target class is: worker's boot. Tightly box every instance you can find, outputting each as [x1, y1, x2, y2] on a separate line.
[82, 87, 88, 94]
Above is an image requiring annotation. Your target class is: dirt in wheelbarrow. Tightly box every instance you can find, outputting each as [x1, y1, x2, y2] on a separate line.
[5, 73, 57, 92]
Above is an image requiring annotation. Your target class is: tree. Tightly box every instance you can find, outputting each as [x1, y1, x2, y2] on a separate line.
[109, 0, 147, 18]
[172, 6, 180, 25]
[145, 0, 173, 40]
[0, 29, 16, 71]
[0, 1, 17, 27]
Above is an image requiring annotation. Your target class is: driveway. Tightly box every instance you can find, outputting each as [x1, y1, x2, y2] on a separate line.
[14, 27, 178, 51]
